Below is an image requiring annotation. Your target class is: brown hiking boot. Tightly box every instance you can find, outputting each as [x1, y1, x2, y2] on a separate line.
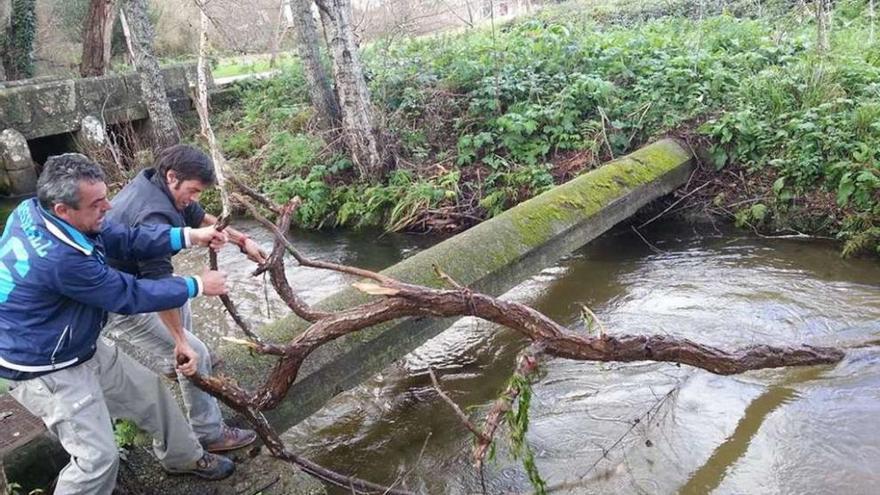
[202, 425, 257, 453]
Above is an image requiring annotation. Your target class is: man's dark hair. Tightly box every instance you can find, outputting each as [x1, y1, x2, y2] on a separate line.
[37, 153, 106, 210]
[155, 144, 216, 185]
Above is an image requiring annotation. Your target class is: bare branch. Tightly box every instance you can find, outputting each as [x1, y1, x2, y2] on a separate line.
[257, 197, 331, 322]
[432, 264, 463, 289]
[228, 175, 282, 216]
[473, 347, 543, 469]
[428, 367, 490, 443]
[233, 193, 397, 285]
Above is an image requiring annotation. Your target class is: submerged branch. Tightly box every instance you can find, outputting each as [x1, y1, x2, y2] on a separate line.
[188, 370, 413, 495]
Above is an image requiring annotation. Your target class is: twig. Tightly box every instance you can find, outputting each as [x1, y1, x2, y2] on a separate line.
[630, 226, 664, 254]
[432, 264, 463, 289]
[428, 367, 490, 442]
[234, 193, 397, 285]
[228, 175, 282, 216]
[637, 181, 712, 229]
[382, 433, 432, 495]
[579, 304, 606, 338]
[597, 106, 615, 160]
[236, 474, 280, 495]
[473, 347, 543, 470]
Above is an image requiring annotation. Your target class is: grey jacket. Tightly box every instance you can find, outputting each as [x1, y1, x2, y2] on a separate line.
[107, 168, 206, 279]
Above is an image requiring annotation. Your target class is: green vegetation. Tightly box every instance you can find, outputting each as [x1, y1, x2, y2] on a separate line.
[113, 418, 150, 448]
[215, 0, 880, 255]
[505, 371, 546, 494]
[213, 54, 294, 78]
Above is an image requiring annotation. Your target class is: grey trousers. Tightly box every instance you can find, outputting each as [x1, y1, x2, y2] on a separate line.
[104, 303, 224, 444]
[10, 338, 204, 495]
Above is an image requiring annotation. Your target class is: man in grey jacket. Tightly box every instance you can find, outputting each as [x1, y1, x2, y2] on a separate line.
[104, 145, 264, 453]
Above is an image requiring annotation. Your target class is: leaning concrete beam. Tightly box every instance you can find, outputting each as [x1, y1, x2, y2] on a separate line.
[225, 138, 695, 431]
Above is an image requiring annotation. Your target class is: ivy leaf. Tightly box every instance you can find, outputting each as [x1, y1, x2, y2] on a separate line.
[772, 177, 786, 195]
[710, 147, 728, 170]
[837, 172, 855, 206]
[750, 203, 768, 222]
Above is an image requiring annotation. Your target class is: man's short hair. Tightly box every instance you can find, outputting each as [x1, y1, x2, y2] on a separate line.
[37, 153, 106, 210]
[155, 144, 216, 186]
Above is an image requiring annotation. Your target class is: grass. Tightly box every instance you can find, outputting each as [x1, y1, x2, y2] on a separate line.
[212, 53, 295, 78]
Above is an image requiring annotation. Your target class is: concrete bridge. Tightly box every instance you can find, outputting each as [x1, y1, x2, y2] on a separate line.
[0, 64, 211, 196]
[0, 139, 695, 492]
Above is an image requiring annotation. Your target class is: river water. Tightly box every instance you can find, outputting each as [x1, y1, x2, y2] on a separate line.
[177, 219, 880, 495]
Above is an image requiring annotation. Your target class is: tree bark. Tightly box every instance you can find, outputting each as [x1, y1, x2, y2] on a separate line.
[121, 0, 180, 148]
[268, 0, 288, 69]
[0, 0, 8, 81]
[870, 0, 876, 44]
[80, 0, 118, 77]
[3, 0, 36, 81]
[290, 0, 341, 129]
[816, 0, 830, 53]
[317, 0, 384, 178]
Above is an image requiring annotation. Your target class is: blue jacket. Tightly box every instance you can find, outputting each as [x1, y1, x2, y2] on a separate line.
[0, 198, 202, 380]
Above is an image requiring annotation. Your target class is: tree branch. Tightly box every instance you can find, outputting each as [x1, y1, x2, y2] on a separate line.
[184, 190, 845, 492]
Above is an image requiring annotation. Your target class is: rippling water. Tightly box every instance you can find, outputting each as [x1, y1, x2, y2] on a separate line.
[224, 221, 880, 495]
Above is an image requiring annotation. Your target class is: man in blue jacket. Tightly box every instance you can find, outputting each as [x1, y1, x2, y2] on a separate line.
[105, 144, 262, 453]
[0, 154, 236, 493]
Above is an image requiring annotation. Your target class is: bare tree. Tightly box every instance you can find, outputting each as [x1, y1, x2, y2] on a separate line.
[80, 0, 118, 77]
[0, 0, 8, 81]
[317, 0, 385, 178]
[268, 0, 289, 69]
[290, 0, 341, 128]
[815, 0, 831, 53]
[870, 0, 876, 44]
[121, 0, 180, 147]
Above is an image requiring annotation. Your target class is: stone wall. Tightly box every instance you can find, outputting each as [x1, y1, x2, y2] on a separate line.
[0, 63, 210, 141]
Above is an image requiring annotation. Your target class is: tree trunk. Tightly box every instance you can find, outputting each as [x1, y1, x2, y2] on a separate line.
[317, 0, 384, 178]
[3, 0, 36, 80]
[0, 0, 8, 80]
[121, 0, 179, 148]
[118, 8, 135, 66]
[870, 0, 876, 44]
[80, 0, 117, 77]
[102, 5, 117, 71]
[816, 0, 830, 53]
[268, 0, 288, 69]
[290, 0, 341, 129]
